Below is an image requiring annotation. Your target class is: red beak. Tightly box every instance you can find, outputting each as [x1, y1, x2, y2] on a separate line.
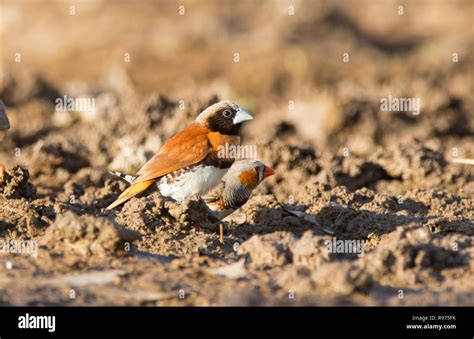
[263, 166, 275, 178]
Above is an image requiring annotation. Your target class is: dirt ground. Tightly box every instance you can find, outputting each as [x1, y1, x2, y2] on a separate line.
[0, 0, 473, 306]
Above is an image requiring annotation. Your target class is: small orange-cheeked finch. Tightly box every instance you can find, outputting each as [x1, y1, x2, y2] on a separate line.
[203, 159, 275, 220]
[107, 100, 253, 209]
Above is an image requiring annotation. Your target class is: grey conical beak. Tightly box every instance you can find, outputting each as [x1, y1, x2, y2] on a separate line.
[233, 108, 253, 125]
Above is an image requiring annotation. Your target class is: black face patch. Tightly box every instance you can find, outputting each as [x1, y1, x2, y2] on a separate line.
[207, 107, 241, 135]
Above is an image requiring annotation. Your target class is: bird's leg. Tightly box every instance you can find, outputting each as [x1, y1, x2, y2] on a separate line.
[219, 223, 224, 244]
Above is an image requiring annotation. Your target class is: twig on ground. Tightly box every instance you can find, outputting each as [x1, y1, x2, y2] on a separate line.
[451, 158, 474, 166]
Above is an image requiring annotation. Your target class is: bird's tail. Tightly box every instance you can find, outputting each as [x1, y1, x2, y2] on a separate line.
[109, 171, 136, 183]
[106, 180, 154, 210]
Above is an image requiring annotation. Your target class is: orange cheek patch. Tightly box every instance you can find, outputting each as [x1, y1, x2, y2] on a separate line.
[238, 169, 259, 189]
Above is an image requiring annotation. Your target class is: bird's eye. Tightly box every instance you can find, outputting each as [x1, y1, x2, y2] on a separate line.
[222, 110, 232, 117]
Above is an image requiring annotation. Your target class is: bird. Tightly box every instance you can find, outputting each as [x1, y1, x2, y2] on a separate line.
[106, 100, 253, 210]
[0, 100, 9, 131]
[0, 100, 10, 180]
[203, 159, 275, 220]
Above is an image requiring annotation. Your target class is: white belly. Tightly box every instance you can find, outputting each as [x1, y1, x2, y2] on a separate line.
[158, 166, 227, 202]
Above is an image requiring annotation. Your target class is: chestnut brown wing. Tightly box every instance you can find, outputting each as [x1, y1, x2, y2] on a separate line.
[132, 123, 211, 183]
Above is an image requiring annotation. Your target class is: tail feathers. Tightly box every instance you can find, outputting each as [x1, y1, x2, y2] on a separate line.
[109, 171, 136, 184]
[106, 180, 154, 210]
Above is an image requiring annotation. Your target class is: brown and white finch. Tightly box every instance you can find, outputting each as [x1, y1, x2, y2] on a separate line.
[106, 100, 253, 209]
[203, 159, 275, 220]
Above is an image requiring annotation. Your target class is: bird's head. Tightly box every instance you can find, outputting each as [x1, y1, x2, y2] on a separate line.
[195, 100, 253, 135]
[229, 159, 275, 190]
